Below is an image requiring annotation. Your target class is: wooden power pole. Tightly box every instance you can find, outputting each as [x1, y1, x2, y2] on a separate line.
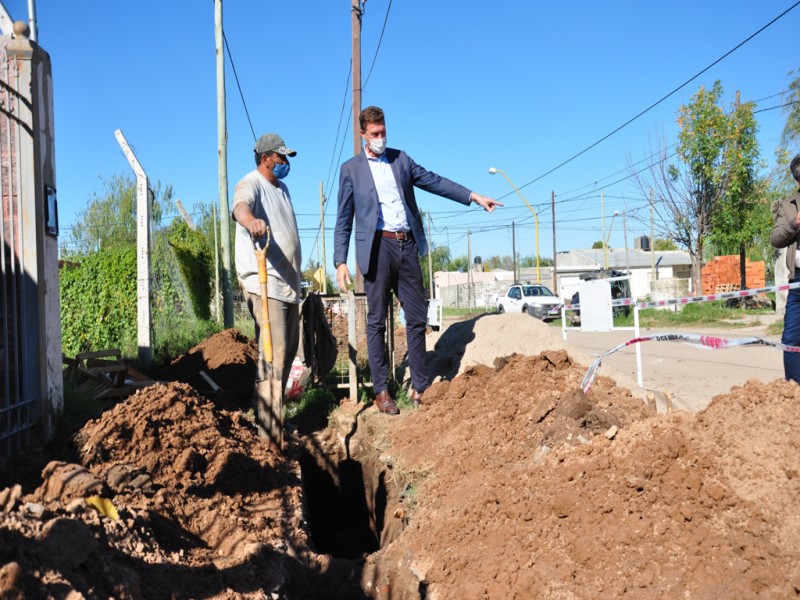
[215, 0, 234, 327]
[352, 0, 364, 293]
[551, 190, 557, 293]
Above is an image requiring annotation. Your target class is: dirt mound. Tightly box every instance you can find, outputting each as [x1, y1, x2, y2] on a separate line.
[155, 329, 258, 405]
[0, 382, 361, 599]
[356, 350, 800, 598]
[2, 313, 799, 598]
[425, 312, 645, 398]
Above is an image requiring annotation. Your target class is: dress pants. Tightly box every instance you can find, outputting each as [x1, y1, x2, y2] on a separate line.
[783, 272, 800, 384]
[364, 235, 430, 395]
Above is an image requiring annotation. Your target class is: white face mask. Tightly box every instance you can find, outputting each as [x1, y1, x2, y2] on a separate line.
[367, 137, 386, 155]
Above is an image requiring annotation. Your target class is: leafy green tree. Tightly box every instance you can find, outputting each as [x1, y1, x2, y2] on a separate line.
[781, 69, 800, 150]
[707, 95, 764, 287]
[653, 238, 678, 251]
[302, 260, 335, 294]
[591, 241, 604, 249]
[450, 255, 469, 272]
[65, 173, 173, 256]
[419, 244, 454, 294]
[635, 81, 762, 292]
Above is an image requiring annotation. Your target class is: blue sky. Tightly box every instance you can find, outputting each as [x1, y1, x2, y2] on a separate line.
[4, 1, 799, 271]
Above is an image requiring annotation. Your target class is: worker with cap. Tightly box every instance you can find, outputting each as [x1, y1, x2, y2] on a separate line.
[232, 133, 302, 432]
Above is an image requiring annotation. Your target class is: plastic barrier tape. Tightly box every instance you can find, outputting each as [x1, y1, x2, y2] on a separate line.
[580, 332, 796, 394]
[563, 280, 800, 312]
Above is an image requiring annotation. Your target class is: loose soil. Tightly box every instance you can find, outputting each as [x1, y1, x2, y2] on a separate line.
[1, 316, 799, 599]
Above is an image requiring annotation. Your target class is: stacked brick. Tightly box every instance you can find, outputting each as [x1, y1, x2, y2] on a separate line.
[701, 255, 766, 295]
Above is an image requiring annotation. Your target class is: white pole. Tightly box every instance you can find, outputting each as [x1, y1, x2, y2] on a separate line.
[26, 0, 36, 41]
[634, 305, 642, 387]
[114, 129, 152, 367]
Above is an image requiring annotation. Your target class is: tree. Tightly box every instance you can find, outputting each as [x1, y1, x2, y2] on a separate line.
[707, 94, 765, 288]
[780, 69, 800, 150]
[633, 81, 761, 292]
[302, 261, 335, 294]
[591, 241, 604, 249]
[653, 238, 678, 251]
[420, 244, 453, 294]
[450, 255, 469, 272]
[65, 173, 173, 256]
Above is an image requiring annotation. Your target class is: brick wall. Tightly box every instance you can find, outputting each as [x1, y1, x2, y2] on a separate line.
[701, 255, 765, 295]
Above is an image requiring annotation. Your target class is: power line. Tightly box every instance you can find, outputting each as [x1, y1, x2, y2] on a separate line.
[222, 31, 256, 142]
[362, 0, 393, 89]
[325, 61, 353, 197]
[510, 1, 800, 194]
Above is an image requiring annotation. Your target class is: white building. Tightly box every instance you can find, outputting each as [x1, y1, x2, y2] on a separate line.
[433, 247, 693, 308]
[551, 248, 692, 302]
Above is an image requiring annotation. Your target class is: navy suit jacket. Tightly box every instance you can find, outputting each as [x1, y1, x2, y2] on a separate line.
[333, 148, 472, 275]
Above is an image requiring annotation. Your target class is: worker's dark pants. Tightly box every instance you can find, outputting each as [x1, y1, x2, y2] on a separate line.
[783, 272, 800, 384]
[364, 235, 430, 396]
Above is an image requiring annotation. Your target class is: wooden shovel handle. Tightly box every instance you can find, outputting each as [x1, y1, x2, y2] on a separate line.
[254, 242, 273, 363]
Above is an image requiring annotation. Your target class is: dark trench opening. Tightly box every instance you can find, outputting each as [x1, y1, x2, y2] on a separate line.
[299, 449, 385, 559]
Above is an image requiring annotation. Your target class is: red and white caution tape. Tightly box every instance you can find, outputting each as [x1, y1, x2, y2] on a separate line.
[580, 332, 795, 393]
[564, 280, 800, 312]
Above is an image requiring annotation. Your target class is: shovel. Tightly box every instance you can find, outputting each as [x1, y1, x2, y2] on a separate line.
[254, 232, 284, 451]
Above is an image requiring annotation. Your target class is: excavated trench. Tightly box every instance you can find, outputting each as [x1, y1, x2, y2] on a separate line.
[298, 431, 403, 561]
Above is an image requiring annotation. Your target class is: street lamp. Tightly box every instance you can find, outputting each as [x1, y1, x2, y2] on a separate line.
[489, 167, 540, 283]
[604, 211, 619, 269]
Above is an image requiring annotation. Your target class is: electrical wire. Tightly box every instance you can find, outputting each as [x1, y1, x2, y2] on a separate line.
[222, 31, 256, 142]
[509, 1, 800, 194]
[362, 0, 392, 90]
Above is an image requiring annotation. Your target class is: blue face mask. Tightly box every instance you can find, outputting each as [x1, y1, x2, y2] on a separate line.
[272, 161, 290, 180]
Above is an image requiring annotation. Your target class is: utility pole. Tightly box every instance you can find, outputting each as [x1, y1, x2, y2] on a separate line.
[736, 89, 747, 291]
[650, 188, 656, 285]
[622, 210, 630, 275]
[212, 203, 221, 323]
[600, 190, 605, 264]
[320, 181, 328, 294]
[511, 221, 517, 283]
[551, 191, 557, 293]
[215, 0, 234, 327]
[467, 229, 472, 309]
[427, 212, 434, 299]
[352, 0, 364, 294]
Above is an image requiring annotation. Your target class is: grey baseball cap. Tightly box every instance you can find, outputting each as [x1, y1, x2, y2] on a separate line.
[254, 133, 297, 157]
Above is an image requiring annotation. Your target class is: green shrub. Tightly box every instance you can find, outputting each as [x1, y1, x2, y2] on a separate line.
[165, 219, 213, 320]
[60, 245, 138, 357]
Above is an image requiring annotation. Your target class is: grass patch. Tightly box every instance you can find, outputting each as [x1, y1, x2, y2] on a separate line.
[285, 386, 338, 421]
[395, 388, 415, 411]
[610, 301, 772, 328]
[767, 319, 784, 336]
[152, 317, 222, 367]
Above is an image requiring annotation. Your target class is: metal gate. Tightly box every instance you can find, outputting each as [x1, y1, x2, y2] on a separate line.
[0, 34, 36, 454]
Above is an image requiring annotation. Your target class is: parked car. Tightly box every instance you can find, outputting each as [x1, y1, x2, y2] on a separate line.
[495, 284, 562, 320]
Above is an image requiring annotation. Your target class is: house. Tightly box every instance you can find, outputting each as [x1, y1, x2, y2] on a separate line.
[553, 248, 692, 302]
[433, 247, 693, 308]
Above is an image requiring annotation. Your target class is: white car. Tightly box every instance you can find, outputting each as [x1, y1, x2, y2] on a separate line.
[495, 284, 562, 320]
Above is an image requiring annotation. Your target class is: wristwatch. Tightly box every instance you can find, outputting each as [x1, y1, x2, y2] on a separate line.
[335, 261, 345, 268]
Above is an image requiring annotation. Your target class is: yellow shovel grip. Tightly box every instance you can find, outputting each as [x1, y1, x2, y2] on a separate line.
[254, 247, 273, 363]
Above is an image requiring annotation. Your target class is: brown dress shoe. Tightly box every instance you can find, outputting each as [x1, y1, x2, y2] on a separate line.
[410, 389, 425, 409]
[375, 390, 399, 415]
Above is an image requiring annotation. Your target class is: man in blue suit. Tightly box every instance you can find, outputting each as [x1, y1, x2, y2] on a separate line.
[334, 106, 501, 415]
